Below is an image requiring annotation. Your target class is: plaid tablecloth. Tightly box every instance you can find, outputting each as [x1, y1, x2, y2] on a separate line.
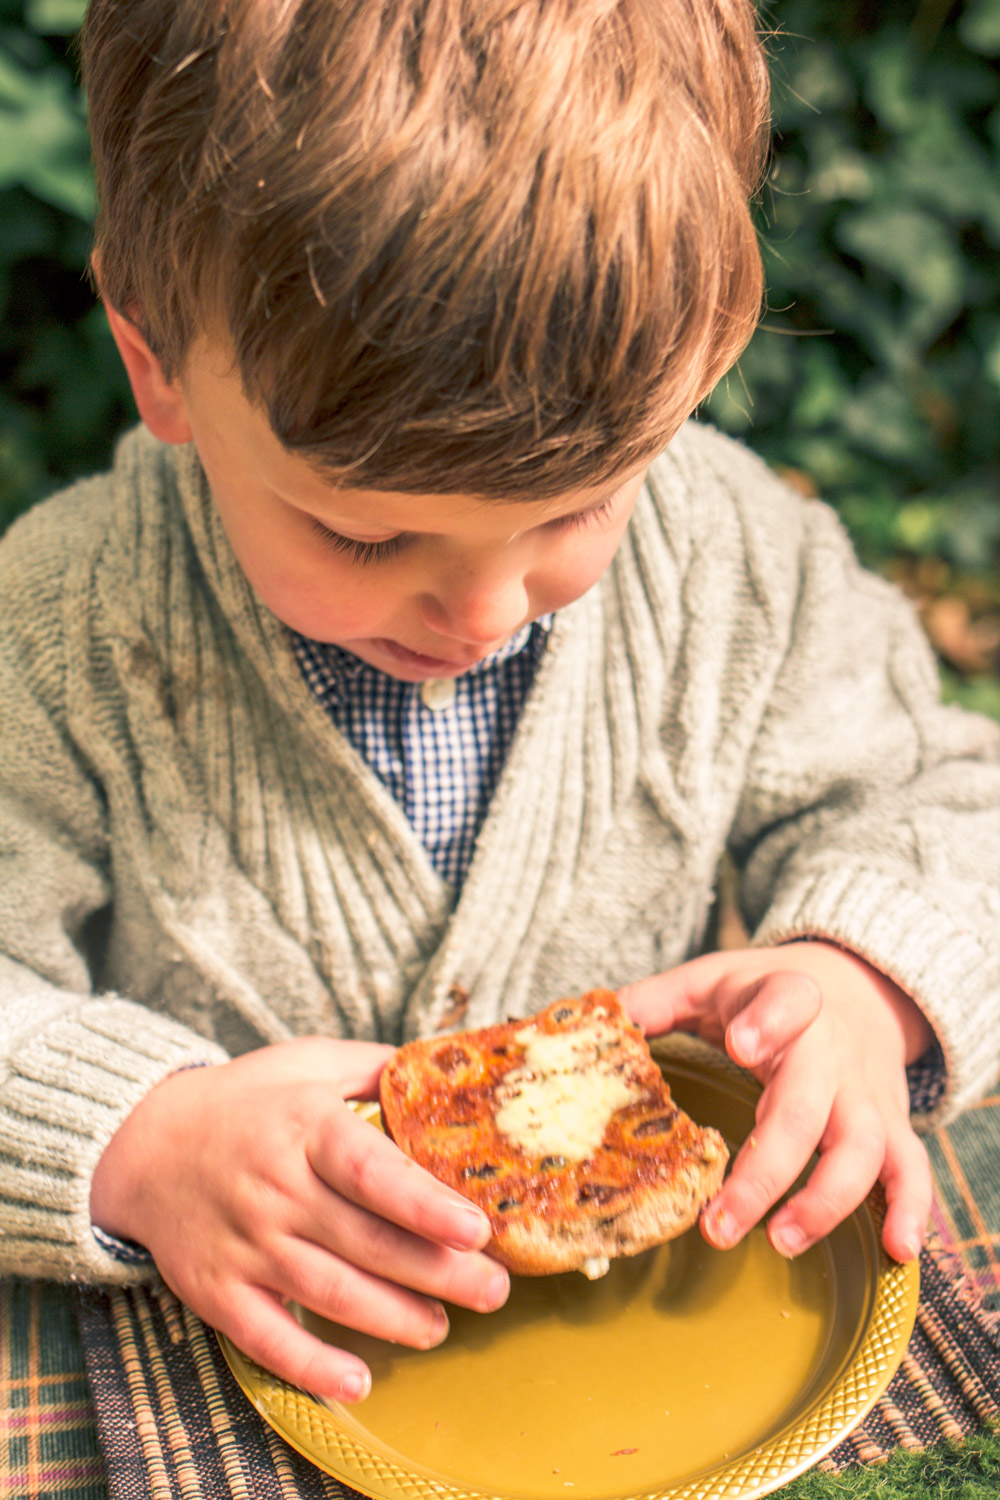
[1, 1084, 998, 1500]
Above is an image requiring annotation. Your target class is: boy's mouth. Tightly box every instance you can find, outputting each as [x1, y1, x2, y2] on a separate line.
[374, 638, 487, 678]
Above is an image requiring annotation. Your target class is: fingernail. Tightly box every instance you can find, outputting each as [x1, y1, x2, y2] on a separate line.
[341, 1368, 372, 1403]
[483, 1266, 510, 1310]
[447, 1203, 491, 1249]
[771, 1223, 806, 1258]
[901, 1232, 922, 1262]
[429, 1304, 450, 1343]
[730, 1024, 760, 1066]
[703, 1208, 739, 1249]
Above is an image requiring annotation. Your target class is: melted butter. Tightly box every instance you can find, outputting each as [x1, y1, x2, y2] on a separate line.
[493, 1018, 639, 1161]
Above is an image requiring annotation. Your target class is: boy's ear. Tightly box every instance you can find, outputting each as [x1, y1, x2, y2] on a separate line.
[104, 301, 193, 446]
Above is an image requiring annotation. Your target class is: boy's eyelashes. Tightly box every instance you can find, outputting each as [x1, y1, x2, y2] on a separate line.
[308, 498, 617, 566]
[310, 519, 403, 566]
[553, 497, 615, 531]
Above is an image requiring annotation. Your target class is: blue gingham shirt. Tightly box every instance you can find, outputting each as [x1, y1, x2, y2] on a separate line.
[292, 619, 553, 888]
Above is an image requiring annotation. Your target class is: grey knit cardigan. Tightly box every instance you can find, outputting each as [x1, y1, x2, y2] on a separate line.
[0, 420, 997, 1284]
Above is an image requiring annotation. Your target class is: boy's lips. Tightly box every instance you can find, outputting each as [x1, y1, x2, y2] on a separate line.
[373, 638, 487, 676]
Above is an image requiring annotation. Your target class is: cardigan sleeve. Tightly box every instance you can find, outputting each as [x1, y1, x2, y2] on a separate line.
[728, 490, 1000, 1129]
[0, 494, 227, 1284]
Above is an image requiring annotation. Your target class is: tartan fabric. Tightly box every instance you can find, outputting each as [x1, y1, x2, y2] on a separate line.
[0, 1283, 105, 1499]
[0, 1086, 997, 1498]
[926, 1089, 1000, 1315]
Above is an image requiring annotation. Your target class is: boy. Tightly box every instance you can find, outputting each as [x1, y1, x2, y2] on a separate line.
[0, 0, 996, 1409]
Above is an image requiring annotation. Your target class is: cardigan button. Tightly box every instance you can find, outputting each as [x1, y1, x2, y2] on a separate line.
[419, 676, 457, 711]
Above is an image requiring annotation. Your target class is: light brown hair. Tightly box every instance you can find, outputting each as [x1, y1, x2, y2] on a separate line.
[82, 0, 769, 497]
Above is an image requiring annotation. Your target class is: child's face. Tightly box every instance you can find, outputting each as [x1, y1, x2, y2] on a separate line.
[114, 321, 646, 681]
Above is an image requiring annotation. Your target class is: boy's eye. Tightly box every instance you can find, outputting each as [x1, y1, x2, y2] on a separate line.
[311, 519, 404, 565]
[308, 492, 618, 562]
[550, 497, 615, 532]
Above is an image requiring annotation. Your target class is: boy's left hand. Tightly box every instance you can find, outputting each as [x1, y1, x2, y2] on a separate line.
[619, 942, 934, 1264]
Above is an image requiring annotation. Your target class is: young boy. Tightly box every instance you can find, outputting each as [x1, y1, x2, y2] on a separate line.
[0, 0, 996, 1409]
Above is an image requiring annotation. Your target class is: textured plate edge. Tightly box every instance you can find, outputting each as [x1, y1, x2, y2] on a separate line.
[217, 1339, 498, 1500]
[218, 1040, 921, 1500]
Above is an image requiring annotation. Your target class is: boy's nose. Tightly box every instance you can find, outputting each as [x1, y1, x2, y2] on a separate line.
[419, 571, 530, 648]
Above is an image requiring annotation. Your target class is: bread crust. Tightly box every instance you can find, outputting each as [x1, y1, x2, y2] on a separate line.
[379, 991, 728, 1276]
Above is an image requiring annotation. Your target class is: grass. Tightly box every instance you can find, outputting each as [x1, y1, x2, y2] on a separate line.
[781, 1425, 1000, 1498]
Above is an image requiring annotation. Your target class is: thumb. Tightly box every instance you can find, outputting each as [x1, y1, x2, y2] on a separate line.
[619, 949, 751, 1038]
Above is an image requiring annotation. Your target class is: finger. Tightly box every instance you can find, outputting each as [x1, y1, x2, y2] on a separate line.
[290, 1187, 510, 1314]
[276, 1234, 505, 1353]
[219, 1284, 375, 1403]
[619, 949, 756, 1037]
[725, 971, 823, 1069]
[277, 1237, 451, 1348]
[765, 1095, 886, 1256]
[702, 1045, 833, 1249]
[879, 1122, 933, 1263]
[312, 1038, 399, 1101]
[310, 1106, 493, 1251]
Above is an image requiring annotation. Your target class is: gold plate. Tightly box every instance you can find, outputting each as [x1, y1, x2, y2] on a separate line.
[219, 1036, 919, 1500]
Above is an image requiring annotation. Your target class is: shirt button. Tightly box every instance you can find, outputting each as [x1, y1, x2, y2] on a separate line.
[420, 676, 457, 711]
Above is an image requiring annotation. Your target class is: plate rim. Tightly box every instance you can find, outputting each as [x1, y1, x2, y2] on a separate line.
[218, 1038, 920, 1500]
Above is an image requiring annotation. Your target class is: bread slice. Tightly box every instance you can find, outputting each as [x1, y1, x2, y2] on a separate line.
[379, 990, 728, 1276]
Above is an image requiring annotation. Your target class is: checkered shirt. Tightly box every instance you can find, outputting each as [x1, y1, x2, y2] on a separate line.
[292, 619, 553, 888]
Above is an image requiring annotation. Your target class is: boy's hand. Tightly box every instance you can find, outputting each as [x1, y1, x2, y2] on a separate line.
[90, 1038, 509, 1403]
[619, 943, 934, 1264]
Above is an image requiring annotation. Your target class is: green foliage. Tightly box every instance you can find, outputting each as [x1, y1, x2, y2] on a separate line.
[0, 0, 132, 528]
[708, 0, 1000, 585]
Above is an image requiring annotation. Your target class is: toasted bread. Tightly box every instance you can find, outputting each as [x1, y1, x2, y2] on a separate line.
[379, 990, 728, 1276]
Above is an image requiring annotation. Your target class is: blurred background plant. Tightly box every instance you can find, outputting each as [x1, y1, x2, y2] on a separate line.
[1, 0, 998, 714]
[713, 0, 1000, 718]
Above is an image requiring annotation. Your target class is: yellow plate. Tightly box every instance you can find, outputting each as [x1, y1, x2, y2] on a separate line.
[218, 1036, 919, 1500]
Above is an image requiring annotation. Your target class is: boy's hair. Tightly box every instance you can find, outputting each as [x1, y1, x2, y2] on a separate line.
[82, 0, 769, 498]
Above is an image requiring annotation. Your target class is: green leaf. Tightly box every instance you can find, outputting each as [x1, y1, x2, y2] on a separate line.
[0, 54, 94, 218]
[789, 342, 851, 427]
[835, 205, 966, 345]
[941, 494, 1000, 572]
[0, 46, 43, 108]
[25, 0, 87, 34]
[839, 377, 929, 463]
[894, 501, 946, 554]
[837, 491, 908, 565]
[961, 0, 1000, 56]
[894, 128, 1000, 245]
[770, 39, 855, 128]
[860, 34, 924, 134]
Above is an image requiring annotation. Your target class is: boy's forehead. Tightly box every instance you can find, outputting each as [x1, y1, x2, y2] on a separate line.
[181, 337, 647, 526]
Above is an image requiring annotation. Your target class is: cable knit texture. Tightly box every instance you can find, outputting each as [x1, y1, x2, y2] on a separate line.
[0, 420, 998, 1283]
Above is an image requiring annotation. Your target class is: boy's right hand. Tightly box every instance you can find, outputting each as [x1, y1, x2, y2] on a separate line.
[90, 1038, 510, 1402]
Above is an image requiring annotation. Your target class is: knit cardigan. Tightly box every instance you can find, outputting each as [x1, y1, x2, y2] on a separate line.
[0, 420, 998, 1284]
